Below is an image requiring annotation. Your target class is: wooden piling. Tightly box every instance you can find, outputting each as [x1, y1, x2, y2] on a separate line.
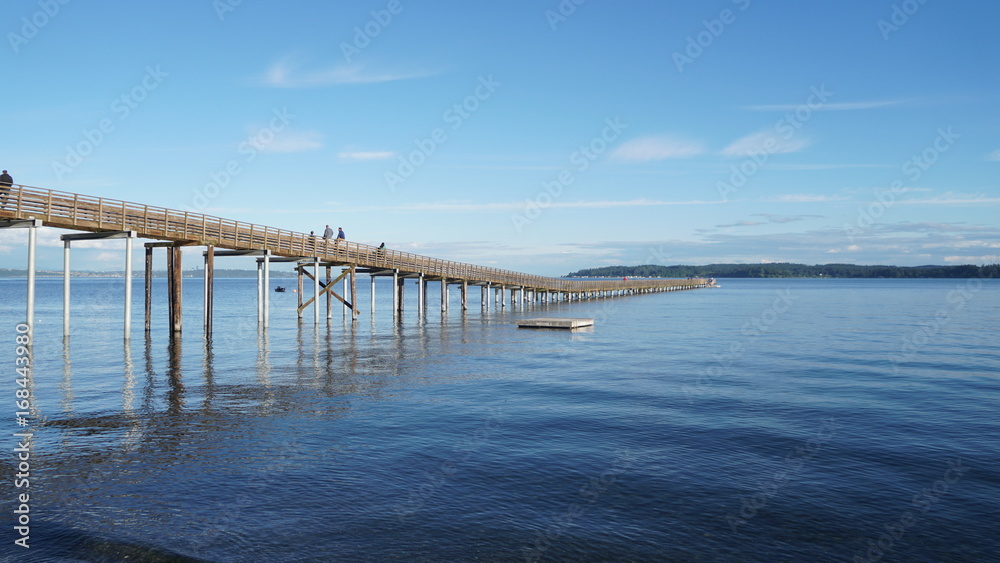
[168, 246, 182, 333]
[296, 265, 304, 318]
[393, 269, 401, 315]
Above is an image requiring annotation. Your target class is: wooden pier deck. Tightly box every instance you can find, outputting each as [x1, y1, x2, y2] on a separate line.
[1, 183, 709, 336]
[0, 183, 706, 292]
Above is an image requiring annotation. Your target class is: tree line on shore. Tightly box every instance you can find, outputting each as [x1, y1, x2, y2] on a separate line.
[565, 263, 1000, 279]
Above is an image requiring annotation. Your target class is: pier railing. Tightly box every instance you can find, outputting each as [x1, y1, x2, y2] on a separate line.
[2, 184, 706, 292]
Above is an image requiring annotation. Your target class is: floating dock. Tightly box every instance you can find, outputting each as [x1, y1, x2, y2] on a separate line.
[516, 318, 594, 329]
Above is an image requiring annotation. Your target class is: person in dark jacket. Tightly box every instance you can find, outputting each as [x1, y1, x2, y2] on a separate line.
[0, 170, 12, 211]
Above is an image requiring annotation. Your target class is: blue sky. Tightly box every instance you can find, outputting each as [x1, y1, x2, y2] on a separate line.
[2, 0, 998, 275]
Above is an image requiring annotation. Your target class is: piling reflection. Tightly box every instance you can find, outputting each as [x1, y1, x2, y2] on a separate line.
[143, 333, 156, 412]
[121, 339, 143, 453]
[341, 316, 358, 378]
[33, 292, 521, 551]
[44, 312, 447, 459]
[166, 335, 185, 414]
[122, 339, 136, 413]
[256, 328, 271, 386]
[60, 336, 74, 415]
[202, 335, 216, 409]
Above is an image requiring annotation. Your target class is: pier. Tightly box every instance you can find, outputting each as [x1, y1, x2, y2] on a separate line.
[0, 183, 710, 338]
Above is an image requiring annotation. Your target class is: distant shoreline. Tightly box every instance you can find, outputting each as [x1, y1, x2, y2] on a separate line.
[566, 263, 999, 279]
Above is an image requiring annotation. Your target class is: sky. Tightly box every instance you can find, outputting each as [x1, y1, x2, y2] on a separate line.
[2, 0, 998, 276]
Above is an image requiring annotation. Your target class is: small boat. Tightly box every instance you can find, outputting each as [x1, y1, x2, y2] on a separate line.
[274, 286, 286, 293]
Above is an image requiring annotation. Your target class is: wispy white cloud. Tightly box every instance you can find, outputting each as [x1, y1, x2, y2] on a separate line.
[507, 221, 1000, 271]
[743, 99, 910, 111]
[717, 213, 824, 229]
[944, 254, 1000, 263]
[837, 186, 929, 196]
[552, 198, 721, 209]
[92, 251, 122, 263]
[752, 213, 825, 223]
[380, 201, 519, 212]
[895, 192, 1000, 205]
[610, 135, 705, 162]
[766, 194, 851, 203]
[254, 198, 725, 215]
[259, 131, 324, 153]
[920, 240, 1000, 250]
[721, 130, 811, 157]
[338, 151, 396, 161]
[987, 149, 1000, 161]
[717, 220, 766, 228]
[376, 198, 723, 213]
[767, 163, 893, 171]
[263, 56, 433, 87]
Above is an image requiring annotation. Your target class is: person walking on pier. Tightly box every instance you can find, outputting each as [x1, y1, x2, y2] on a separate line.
[0, 170, 12, 211]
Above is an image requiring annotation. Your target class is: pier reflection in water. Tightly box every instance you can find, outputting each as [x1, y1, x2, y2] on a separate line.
[7, 277, 996, 561]
[27, 301, 472, 560]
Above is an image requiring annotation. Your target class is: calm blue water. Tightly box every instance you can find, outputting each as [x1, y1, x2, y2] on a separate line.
[0, 277, 998, 562]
